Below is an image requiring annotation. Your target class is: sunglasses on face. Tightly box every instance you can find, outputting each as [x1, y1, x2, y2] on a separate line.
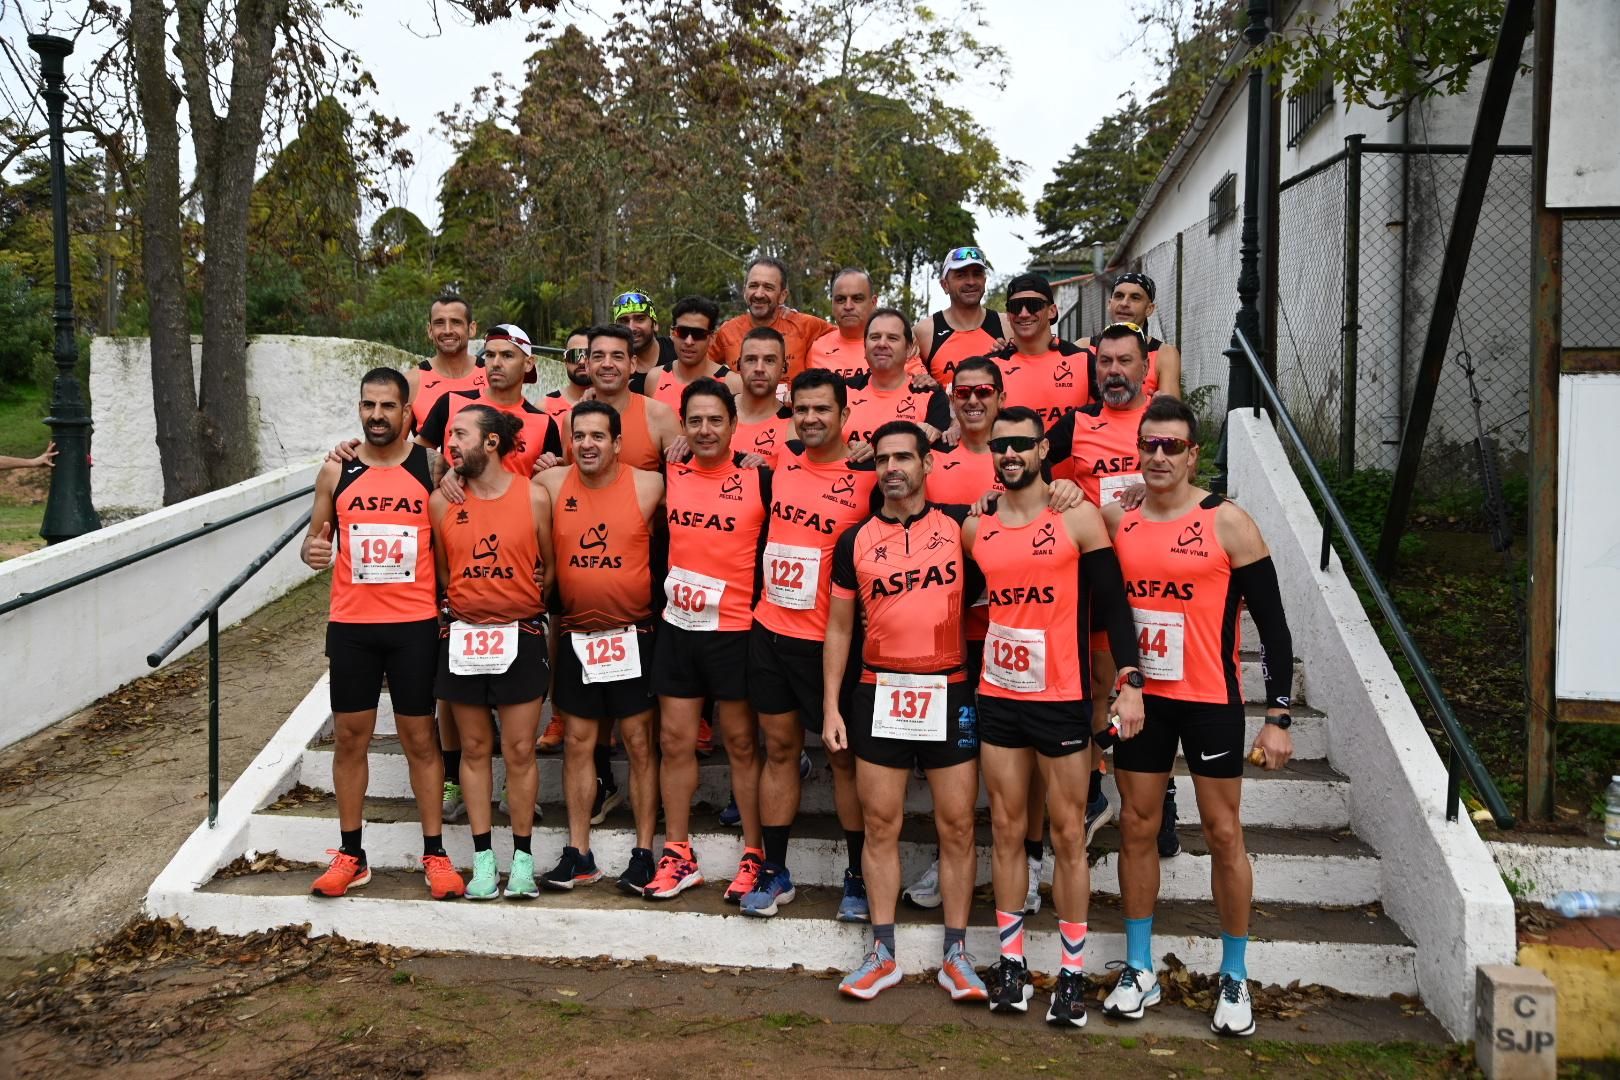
[988, 435, 1040, 454]
[1106, 320, 1148, 340]
[1007, 296, 1050, 316]
[1138, 435, 1194, 457]
[952, 383, 997, 401]
[671, 326, 711, 341]
[564, 347, 587, 364]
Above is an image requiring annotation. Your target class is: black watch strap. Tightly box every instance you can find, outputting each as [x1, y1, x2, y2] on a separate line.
[1263, 712, 1292, 730]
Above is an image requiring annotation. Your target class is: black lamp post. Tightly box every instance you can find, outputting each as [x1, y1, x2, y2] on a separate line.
[28, 34, 101, 543]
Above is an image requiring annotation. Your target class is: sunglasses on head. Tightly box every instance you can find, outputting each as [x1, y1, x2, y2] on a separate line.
[952, 383, 997, 401]
[563, 347, 587, 364]
[1138, 435, 1194, 457]
[613, 291, 652, 308]
[988, 435, 1040, 454]
[671, 326, 711, 341]
[1106, 320, 1148, 340]
[1007, 296, 1051, 316]
[948, 246, 985, 262]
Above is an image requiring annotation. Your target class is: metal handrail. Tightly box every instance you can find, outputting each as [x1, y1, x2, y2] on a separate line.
[1230, 327, 1516, 828]
[146, 507, 313, 826]
[0, 484, 314, 616]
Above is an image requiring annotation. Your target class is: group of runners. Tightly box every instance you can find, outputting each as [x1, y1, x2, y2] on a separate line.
[301, 246, 1296, 1036]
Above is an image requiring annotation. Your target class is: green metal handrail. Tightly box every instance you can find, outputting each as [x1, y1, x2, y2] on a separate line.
[1231, 327, 1516, 828]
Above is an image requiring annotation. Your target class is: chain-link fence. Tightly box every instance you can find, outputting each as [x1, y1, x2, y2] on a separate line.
[1562, 217, 1620, 349]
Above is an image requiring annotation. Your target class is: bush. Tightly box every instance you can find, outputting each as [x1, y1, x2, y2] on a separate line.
[0, 260, 52, 391]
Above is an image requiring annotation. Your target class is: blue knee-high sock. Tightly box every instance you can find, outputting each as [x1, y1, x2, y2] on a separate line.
[1124, 916, 1153, 973]
[1219, 932, 1248, 981]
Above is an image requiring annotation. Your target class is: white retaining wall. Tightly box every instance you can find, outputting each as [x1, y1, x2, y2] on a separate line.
[1228, 409, 1515, 1039]
[0, 461, 320, 749]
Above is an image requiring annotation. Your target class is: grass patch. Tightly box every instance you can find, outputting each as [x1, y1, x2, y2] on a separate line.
[0, 382, 50, 459]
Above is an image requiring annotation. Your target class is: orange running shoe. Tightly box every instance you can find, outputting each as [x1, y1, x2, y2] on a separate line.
[537, 713, 565, 753]
[839, 942, 902, 1000]
[696, 717, 716, 757]
[311, 849, 370, 897]
[722, 847, 765, 904]
[422, 853, 466, 900]
[643, 843, 703, 900]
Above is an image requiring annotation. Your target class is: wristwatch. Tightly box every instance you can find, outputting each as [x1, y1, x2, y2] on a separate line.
[1115, 668, 1144, 692]
[1263, 712, 1293, 730]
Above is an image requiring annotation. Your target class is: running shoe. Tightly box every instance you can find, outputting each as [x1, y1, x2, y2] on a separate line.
[723, 848, 764, 904]
[498, 785, 543, 821]
[421, 853, 465, 900]
[1023, 854, 1044, 915]
[739, 862, 796, 917]
[537, 713, 565, 753]
[504, 850, 539, 899]
[441, 781, 466, 823]
[838, 941, 901, 1000]
[311, 849, 369, 897]
[590, 778, 624, 825]
[1046, 969, 1089, 1028]
[799, 750, 812, 778]
[902, 859, 942, 910]
[718, 794, 741, 827]
[1158, 780, 1181, 857]
[696, 716, 716, 757]
[467, 849, 500, 900]
[617, 846, 657, 896]
[1085, 786, 1115, 846]
[1210, 974, 1256, 1037]
[837, 868, 870, 923]
[937, 942, 988, 1002]
[985, 955, 1033, 1013]
[542, 845, 602, 891]
[1102, 964, 1161, 1019]
[644, 844, 704, 900]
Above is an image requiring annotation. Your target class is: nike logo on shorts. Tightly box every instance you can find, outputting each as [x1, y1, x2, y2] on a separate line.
[1200, 750, 1230, 761]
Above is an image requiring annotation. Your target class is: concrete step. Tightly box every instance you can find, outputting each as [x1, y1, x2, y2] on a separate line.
[191, 868, 1414, 998]
[1239, 652, 1304, 705]
[253, 794, 1376, 904]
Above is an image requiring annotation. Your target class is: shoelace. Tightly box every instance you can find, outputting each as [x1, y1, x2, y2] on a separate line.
[852, 947, 890, 979]
[944, 949, 979, 979]
[1220, 975, 1245, 1004]
[323, 848, 360, 870]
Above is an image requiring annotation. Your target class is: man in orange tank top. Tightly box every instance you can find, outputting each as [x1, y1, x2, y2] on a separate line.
[1099, 396, 1294, 1040]
[572, 324, 682, 472]
[842, 308, 951, 455]
[429, 404, 555, 901]
[805, 268, 924, 380]
[541, 327, 592, 430]
[962, 405, 1144, 1027]
[1086, 272, 1182, 399]
[993, 274, 1091, 427]
[535, 401, 668, 897]
[642, 296, 742, 413]
[709, 256, 834, 382]
[302, 368, 464, 901]
[409, 291, 486, 433]
[914, 246, 1007, 385]
[418, 324, 564, 483]
[731, 328, 795, 468]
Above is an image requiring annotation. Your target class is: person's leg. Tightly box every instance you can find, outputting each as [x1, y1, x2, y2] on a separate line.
[618, 708, 660, 851]
[981, 743, 1033, 940]
[395, 712, 445, 837]
[658, 696, 703, 844]
[453, 704, 497, 836]
[1113, 768, 1171, 995]
[716, 700, 762, 850]
[1193, 774, 1250, 938]
[1038, 747, 1095, 979]
[855, 760, 909, 929]
[331, 709, 378, 841]
[498, 700, 544, 837]
[927, 759, 980, 935]
[562, 710, 599, 852]
[757, 710, 805, 855]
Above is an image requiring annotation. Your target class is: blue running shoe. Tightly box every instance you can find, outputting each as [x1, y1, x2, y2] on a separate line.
[837, 868, 870, 923]
[1085, 785, 1116, 846]
[799, 750, 813, 779]
[739, 862, 796, 917]
[718, 794, 741, 827]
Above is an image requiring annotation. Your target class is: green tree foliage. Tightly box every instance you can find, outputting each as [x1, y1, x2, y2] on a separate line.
[0, 259, 52, 387]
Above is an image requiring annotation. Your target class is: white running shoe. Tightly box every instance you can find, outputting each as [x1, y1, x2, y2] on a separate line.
[1102, 965, 1161, 1019]
[1210, 974, 1256, 1037]
[1023, 853, 1044, 915]
[497, 785, 543, 822]
[902, 859, 942, 909]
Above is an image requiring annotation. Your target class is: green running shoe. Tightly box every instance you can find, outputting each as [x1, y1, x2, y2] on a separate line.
[467, 849, 500, 900]
[504, 850, 539, 899]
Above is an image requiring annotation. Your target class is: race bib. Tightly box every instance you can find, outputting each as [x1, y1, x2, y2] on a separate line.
[1132, 608, 1186, 682]
[983, 622, 1048, 694]
[448, 620, 517, 676]
[763, 542, 822, 611]
[872, 672, 948, 742]
[349, 522, 417, 583]
[664, 566, 726, 632]
[571, 626, 642, 684]
[1098, 472, 1143, 505]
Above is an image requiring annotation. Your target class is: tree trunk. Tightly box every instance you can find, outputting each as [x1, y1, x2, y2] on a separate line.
[129, 0, 207, 503]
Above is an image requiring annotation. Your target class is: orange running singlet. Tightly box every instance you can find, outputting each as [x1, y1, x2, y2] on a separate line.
[651, 363, 731, 414]
[924, 440, 1001, 506]
[753, 446, 878, 640]
[438, 477, 543, 624]
[971, 506, 1087, 702]
[542, 388, 578, 427]
[808, 330, 924, 380]
[664, 454, 770, 633]
[420, 389, 562, 478]
[996, 340, 1091, 426]
[830, 505, 971, 678]
[412, 359, 485, 432]
[925, 310, 1005, 385]
[843, 379, 951, 445]
[1112, 495, 1240, 705]
[1047, 400, 1149, 506]
[732, 407, 795, 469]
[711, 311, 834, 383]
[329, 445, 437, 624]
[569, 394, 662, 472]
[552, 465, 654, 632]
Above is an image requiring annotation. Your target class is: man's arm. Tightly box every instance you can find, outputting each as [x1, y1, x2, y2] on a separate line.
[1066, 502, 1144, 735]
[429, 491, 450, 596]
[530, 481, 554, 597]
[913, 316, 934, 367]
[301, 460, 341, 570]
[1155, 343, 1183, 398]
[1217, 500, 1294, 768]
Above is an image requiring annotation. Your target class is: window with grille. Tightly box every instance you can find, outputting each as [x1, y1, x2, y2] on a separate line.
[1209, 172, 1237, 233]
[1286, 74, 1334, 148]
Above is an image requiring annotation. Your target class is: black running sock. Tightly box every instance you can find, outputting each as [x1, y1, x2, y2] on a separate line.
[1088, 768, 1103, 803]
[594, 744, 614, 787]
[442, 749, 461, 785]
[1023, 837, 1043, 862]
[472, 830, 493, 853]
[423, 834, 445, 858]
[763, 824, 791, 867]
[1165, 777, 1178, 798]
[513, 833, 531, 854]
[944, 926, 967, 955]
[873, 922, 896, 955]
[844, 830, 865, 875]
[340, 828, 364, 861]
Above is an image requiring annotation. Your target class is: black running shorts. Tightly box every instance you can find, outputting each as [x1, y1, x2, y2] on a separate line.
[327, 618, 439, 716]
[1113, 694, 1246, 779]
[434, 623, 550, 707]
[553, 622, 658, 722]
[652, 623, 749, 701]
[977, 694, 1093, 758]
[846, 678, 978, 771]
